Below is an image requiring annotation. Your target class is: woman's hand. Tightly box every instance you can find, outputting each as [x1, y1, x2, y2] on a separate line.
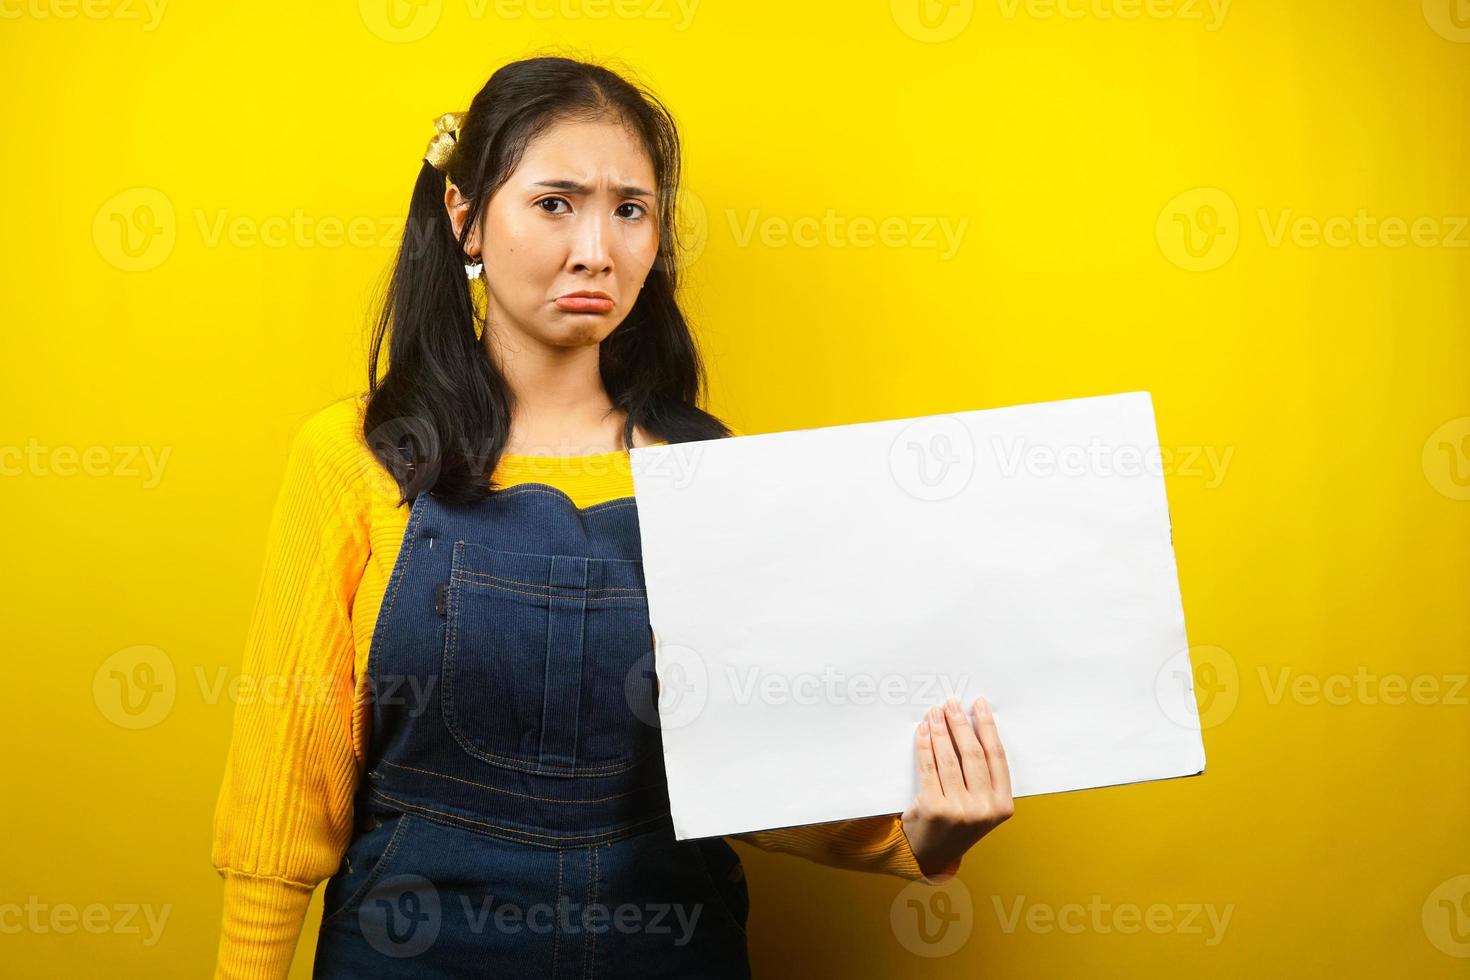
[900, 696, 1015, 880]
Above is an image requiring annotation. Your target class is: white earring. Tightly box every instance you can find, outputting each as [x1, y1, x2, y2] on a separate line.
[465, 257, 483, 279]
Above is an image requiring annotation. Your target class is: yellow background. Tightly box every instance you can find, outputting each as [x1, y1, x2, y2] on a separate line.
[4, 0, 1468, 975]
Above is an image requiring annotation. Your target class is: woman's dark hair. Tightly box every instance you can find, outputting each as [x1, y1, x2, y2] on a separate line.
[363, 54, 730, 505]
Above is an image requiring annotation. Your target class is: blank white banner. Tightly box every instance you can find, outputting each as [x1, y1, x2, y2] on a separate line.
[629, 391, 1206, 840]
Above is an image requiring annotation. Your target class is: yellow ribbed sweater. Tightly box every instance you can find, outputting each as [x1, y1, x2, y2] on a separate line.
[210, 394, 958, 979]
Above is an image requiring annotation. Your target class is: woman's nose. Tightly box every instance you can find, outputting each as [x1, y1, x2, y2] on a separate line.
[567, 212, 613, 273]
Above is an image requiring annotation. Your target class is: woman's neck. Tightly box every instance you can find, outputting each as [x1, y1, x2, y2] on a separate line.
[487, 326, 647, 455]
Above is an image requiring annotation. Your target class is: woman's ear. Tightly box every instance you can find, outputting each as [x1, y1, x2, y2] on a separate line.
[443, 183, 480, 255]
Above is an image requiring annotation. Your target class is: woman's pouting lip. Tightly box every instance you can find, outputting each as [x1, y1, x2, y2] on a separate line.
[554, 293, 615, 313]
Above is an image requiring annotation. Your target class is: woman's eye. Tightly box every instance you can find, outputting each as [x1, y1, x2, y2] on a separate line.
[536, 198, 648, 219]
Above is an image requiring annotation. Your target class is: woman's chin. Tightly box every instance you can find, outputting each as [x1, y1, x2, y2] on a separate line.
[544, 315, 621, 347]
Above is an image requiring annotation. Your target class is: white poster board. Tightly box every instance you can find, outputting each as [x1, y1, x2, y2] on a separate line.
[629, 391, 1206, 840]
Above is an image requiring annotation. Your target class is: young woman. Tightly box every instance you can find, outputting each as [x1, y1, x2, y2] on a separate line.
[211, 55, 1014, 979]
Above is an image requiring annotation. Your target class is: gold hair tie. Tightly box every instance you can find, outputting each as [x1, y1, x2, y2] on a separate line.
[424, 111, 465, 172]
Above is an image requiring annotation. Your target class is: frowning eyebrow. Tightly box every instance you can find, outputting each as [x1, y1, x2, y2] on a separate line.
[532, 179, 655, 199]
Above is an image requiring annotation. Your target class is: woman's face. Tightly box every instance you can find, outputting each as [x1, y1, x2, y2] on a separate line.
[446, 115, 660, 352]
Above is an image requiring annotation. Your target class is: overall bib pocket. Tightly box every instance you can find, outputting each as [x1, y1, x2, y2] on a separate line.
[442, 540, 661, 777]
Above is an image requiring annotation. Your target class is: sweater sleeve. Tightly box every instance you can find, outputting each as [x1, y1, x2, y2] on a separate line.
[734, 815, 962, 884]
[210, 400, 373, 980]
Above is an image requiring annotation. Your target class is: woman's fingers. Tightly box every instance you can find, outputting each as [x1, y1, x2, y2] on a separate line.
[914, 714, 943, 800]
[904, 696, 1016, 873]
[941, 697, 989, 793]
[928, 704, 964, 796]
[914, 696, 1013, 814]
[973, 696, 1013, 799]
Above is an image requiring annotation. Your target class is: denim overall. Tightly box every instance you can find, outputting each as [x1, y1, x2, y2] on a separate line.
[312, 483, 751, 978]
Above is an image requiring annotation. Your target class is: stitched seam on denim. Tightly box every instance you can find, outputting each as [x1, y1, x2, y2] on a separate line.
[442, 547, 648, 776]
[552, 849, 564, 977]
[370, 788, 670, 842]
[441, 729, 649, 775]
[492, 485, 636, 513]
[441, 544, 469, 769]
[365, 790, 674, 851]
[584, 845, 596, 980]
[455, 579, 648, 604]
[459, 542, 642, 567]
[580, 499, 636, 514]
[365, 493, 430, 695]
[375, 759, 652, 803]
[458, 570, 645, 594]
[537, 573, 579, 767]
[320, 814, 414, 927]
[439, 686, 649, 776]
